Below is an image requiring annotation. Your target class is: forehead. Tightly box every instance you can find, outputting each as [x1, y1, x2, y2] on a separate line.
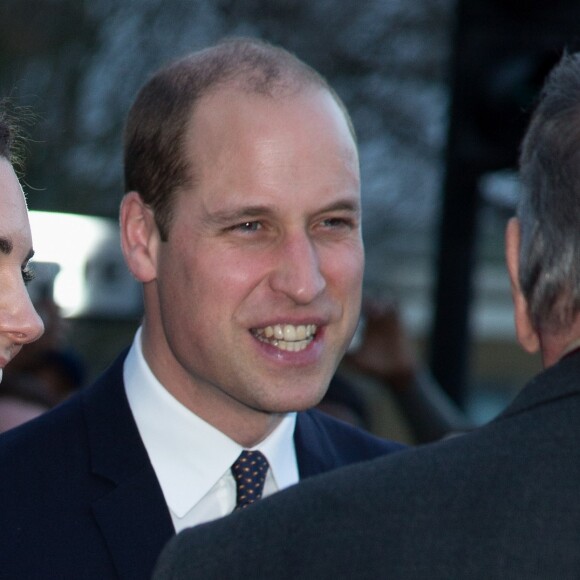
[184, 86, 359, 194]
[0, 158, 31, 243]
[198, 84, 353, 144]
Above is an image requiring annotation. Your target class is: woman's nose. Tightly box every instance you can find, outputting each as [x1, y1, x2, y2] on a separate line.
[0, 287, 45, 346]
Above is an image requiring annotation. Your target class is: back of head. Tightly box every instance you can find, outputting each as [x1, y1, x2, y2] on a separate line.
[518, 52, 580, 333]
[124, 37, 352, 241]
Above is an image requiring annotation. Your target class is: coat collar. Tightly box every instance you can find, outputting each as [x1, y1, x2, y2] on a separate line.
[294, 410, 343, 478]
[498, 348, 580, 421]
[81, 351, 174, 579]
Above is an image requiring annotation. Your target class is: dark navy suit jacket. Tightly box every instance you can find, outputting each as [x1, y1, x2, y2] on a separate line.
[154, 349, 580, 580]
[0, 351, 403, 580]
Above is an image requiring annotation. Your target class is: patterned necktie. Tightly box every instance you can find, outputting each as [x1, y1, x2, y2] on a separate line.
[231, 450, 269, 510]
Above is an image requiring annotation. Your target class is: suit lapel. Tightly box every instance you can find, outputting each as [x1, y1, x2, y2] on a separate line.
[91, 473, 174, 579]
[82, 352, 174, 579]
[294, 411, 340, 478]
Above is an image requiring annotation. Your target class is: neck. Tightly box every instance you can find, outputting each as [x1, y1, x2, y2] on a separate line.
[138, 320, 284, 447]
[213, 412, 285, 448]
[539, 319, 580, 368]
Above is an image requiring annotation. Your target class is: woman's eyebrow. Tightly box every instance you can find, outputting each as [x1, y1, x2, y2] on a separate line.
[0, 236, 13, 255]
[0, 238, 34, 262]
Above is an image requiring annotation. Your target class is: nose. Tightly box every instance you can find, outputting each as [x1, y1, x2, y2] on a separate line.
[269, 232, 326, 304]
[0, 286, 45, 347]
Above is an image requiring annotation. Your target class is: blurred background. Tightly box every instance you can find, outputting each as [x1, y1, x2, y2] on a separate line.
[2, 0, 579, 436]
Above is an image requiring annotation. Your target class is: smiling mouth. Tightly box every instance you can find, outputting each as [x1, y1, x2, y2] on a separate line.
[251, 323, 318, 352]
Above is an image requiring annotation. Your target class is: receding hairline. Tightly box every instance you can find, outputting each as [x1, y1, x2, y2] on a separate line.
[157, 37, 356, 139]
[180, 81, 359, 200]
[170, 37, 330, 93]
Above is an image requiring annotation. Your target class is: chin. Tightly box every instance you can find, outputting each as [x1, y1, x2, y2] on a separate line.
[268, 389, 327, 414]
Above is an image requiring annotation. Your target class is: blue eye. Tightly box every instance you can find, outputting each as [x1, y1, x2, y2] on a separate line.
[234, 221, 262, 232]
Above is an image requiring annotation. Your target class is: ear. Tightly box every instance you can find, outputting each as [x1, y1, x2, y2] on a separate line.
[505, 217, 540, 353]
[120, 191, 159, 283]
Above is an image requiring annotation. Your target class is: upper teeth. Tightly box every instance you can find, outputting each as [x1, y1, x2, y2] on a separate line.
[252, 324, 317, 351]
[261, 324, 317, 341]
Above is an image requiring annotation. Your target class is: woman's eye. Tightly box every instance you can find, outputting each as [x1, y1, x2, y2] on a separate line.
[21, 265, 35, 285]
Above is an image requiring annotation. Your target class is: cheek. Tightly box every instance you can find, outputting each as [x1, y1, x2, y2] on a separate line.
[175, 252, 265, 330]
[203, 249, 271, 298]
[323, 246, 365, 297]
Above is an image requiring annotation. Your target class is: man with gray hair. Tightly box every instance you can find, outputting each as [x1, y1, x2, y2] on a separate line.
[153, 51, 580, 579]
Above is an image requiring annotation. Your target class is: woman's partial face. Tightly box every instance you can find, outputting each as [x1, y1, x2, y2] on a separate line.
[0, 158, 44, 382]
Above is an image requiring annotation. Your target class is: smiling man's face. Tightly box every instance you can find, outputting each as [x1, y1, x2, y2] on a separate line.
[131, 86, 363, 443]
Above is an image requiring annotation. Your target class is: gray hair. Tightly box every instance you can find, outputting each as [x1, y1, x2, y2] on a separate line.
[518, 51, 580, 332]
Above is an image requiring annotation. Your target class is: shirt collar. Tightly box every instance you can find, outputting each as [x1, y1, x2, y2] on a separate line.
[123, 327, 298, 517]
[561, 337, 580, 362]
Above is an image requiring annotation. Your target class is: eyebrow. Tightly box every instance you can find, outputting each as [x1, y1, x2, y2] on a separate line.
[207, 200, 361, 225]
[0, 236, 35, 262]
[0, 236, 13, 255]
[207, 205, 275, 226]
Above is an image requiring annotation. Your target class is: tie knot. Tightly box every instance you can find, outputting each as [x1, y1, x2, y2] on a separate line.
[231, 450, 269, 510]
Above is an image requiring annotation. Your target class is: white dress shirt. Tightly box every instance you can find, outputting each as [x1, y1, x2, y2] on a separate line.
[123, 327, 300, 532]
